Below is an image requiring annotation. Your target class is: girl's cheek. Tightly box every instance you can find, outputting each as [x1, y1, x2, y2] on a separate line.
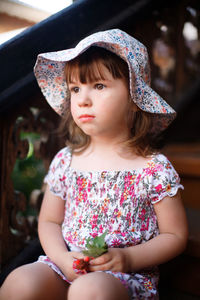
[71, 111, 77, 122]
[70, 108, 77, 123]
[70, 102, 76, 117]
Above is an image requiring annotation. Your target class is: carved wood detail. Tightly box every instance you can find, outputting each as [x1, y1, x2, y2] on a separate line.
[0, 96, 63, 267]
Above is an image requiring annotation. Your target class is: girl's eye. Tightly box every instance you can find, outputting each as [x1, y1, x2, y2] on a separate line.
[71, 87, 80, 93]
[95, 83, 105, 90]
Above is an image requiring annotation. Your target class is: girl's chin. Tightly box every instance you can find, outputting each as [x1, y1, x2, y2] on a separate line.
[80, 129, 98, 136]
[77, 124, 98, 135]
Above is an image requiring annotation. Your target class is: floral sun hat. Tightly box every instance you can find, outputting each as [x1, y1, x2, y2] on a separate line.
[34, 28, 176, 133]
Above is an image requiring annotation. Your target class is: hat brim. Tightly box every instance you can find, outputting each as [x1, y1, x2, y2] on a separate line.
[34, 29, 176, 132]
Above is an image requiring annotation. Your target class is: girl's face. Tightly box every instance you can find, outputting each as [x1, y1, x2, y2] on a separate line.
[69, 63, 131, 141]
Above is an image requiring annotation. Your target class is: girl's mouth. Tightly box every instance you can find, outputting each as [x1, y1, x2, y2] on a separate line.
[79, 114, 95, 122]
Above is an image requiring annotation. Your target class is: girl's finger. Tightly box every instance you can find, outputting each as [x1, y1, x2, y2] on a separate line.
[89, 253, 110, 266]
[89, 261, 112, 272]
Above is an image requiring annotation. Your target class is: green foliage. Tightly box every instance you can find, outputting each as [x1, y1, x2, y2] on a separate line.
[11, 132, 46, 216]
[83, 232, 108, 257]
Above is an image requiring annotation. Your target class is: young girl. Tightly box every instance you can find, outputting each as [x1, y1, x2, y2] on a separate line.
[0, 29, 188, 300]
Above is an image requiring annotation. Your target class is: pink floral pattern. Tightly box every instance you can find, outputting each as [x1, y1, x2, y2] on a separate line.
[38, 147, 183, 299]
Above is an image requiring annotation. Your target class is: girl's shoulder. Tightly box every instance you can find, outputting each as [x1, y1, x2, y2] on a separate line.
[148, 153, 183, 204]
[150, 152, 181, 180]
[44, 147, 72, 199]
[49, 146, 72, 169]
[148, 152, 179, 176]
[54, 146, 72, 159]
[152, 152, 173, 166]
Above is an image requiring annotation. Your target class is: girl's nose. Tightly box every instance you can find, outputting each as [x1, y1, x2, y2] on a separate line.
[78, 88, 92, 107]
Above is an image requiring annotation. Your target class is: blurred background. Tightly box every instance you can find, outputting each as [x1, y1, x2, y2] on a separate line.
[0, 0, 200, 298]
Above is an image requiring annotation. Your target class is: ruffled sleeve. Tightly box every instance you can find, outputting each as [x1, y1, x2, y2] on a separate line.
[150, 154, 184, 204]
[44, 147, 71, 199]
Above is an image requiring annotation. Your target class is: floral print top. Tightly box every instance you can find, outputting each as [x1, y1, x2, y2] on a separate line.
[44, 146, 183, 251]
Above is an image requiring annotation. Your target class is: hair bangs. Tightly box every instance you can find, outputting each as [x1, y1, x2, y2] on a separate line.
[65, 46, 129, 86]
[65, 59, 108, 85]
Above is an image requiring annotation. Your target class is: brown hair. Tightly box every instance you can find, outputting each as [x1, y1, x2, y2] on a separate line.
[58, 46, 157, 157]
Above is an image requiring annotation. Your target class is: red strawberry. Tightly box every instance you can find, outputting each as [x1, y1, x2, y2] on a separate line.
[73, 257, 90, 274]
[83, 256, 90, 263]
[72, 233, 108, 275]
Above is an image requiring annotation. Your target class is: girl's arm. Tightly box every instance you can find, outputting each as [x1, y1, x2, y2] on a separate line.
[38, 185, 83, 280]
[90, 191, 188, 273]
[124, 191, 188, 271]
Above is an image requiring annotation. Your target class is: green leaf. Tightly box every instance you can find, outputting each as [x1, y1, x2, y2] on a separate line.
[82, 231, 108, 257]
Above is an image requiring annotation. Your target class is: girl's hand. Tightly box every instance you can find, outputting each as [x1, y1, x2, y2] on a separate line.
[89, 248, 129, 273]
[61, 251, 86, 281]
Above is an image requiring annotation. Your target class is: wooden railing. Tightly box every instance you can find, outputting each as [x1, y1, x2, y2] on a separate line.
[0, 2, 200, 294]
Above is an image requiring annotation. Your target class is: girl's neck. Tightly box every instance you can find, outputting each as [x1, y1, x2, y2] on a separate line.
[74, 136, 138, 162]
[71, 141, 151, 172]
[87, 132, 130, 154]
